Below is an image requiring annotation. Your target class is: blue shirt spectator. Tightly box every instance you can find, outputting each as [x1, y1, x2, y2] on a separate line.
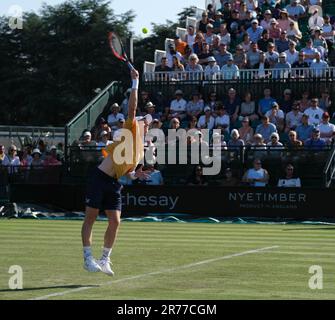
[221, 59, 240, 79]
[304, 129, 327, 150]
[256, 117, 278, 143]
[258, 88, 277, 116]
[247, 21, 264, 43]
[296, 115, 314, 142]
[310, 56, 329, 78]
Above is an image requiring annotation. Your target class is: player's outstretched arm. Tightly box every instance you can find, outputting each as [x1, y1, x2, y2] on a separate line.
[128, 68, 140, 121]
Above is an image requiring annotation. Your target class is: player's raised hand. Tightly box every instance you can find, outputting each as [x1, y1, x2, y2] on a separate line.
[134, 166, 150, 180]
[131, 68, 139, 80]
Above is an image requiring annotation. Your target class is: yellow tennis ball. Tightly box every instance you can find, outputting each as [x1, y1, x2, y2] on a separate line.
[142, 27, 148, 34]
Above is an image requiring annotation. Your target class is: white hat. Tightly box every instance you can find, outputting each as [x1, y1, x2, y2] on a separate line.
[251, 19, 259, 24]
[111, 103, 120, 109]
[270, 18, 277, 24]
[207, 56, 216, 62]
[204, 106, 211, 112]
[279, 52, 287, 57]
[32, 148, 41, 155]
[264, 10, 272, 15]
[50, 145, 57, 150]
[100, 130, 108, 137]
[83, 131, 92, 137]
[136, 114, 153, 125]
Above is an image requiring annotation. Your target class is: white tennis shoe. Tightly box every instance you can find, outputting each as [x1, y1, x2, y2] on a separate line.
[84, 256, 102, 273]
[97, 258, 115, 276]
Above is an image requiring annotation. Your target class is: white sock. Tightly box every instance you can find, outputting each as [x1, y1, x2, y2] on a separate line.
[101, 247, 112, 260]
[83, 246, 92, 259]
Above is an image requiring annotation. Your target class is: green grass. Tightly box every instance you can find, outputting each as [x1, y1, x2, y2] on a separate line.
[0, 220, 335, 300]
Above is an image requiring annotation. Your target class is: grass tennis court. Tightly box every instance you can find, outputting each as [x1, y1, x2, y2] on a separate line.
[0, 220, 335, 300]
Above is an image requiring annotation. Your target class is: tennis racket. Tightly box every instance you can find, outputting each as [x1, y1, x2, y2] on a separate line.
[108, 32, 134, 70]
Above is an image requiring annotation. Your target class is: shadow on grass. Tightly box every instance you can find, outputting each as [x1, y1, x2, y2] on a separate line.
[283, 227, 335, 231]
[0, 284, 99, 293]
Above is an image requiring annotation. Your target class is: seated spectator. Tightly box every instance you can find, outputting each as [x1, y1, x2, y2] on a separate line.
[258, 88, 277, 118]
[254, 51, 271, 78]
[257, 29, 274, 52]
[214, 43, 233, 68]
[107, 103, 125, 131]
[239, 117, 254, 145]
[213, 12, 224, 34]
[215, 106, 230, 132]
[223, 88, 241, 123]
[185, 54, 203, 80]
[185, 25, 196, 49]
[197, 11, 211, 34]
[198, 42, 214, 66]
[97, 130, 113, 148]
[296, 114, 314, 143]
[43, 148, 62, 167]
[301, 38, 319, 66]
[220, 167, 240, 187]
[211, 132, 227, 150]
[304, 98, 324, 126]
[312, 27, 328, 53]
[298, 91, 311, 113]
[268, 18, 282, 40]
[265, 102, 285, 132]
[141, 162, 164, 185]
[233, 45, 247, 69]
[204, 24, 216, 46]
[246, 42, 261, 68]
[197, 107, 215, 130]
[319, 90, 332, 112]
[192, 32, 205, 56]
[247, 19, 264, 43]
[204, 56, 221, 80]
[138, 90, 151, 115]
[166, 45, 183, 69]
[286, 130, 303, 148]
[242, 159, 270, 187]
[144, 102, 160, 121]
[285, 102, 303, 132]
[79, 131, 97, 149]
[218, 23, 231, 47]
[240, 92, 259, 121]
[261, 10, 273, 30]
[284, 40, 299, 65]
[183, 45, 193, 66]
[186, 92, 204, 119]
[0, 145, 9, 166]
[169, 90, 187, 121]
[310, 52, 329, 78]
[265, 42, 279, 68]
[206, 92, 219, 112]
[154, 56, 172, 76]
[31, 149, 44, 169]
[241, 33, 252, 53]
[256, 116, 278, 143]
[221, 57, 240, 79]
[273, 52, 291, 79]
[6, 145, 21, 174]
[286, 0, 306, 20]
[275, 31, 290, 54]
[308, 9, 324, 32]
[278, 88, 294, 114]
[20, 146, 33, 169]
[228, 129, 245, 149]
[187, 165, 208, 186]
[267, 132, 284, 156]
[304, 128, 327, 150]
[317, 112, 335, 143]
[322, 15, 335, 50]
[171, 55, 185, 78]
[277, 9, 293, 32]
[291, 51, 309, 78]
[286, 21, 302, 43]
[277, 164, 302, 187]
[211, 35, 221, 55]
[174, 36, 188, 55]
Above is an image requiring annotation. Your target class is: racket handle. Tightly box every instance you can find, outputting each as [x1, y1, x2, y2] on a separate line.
[127, 61, 135, 70]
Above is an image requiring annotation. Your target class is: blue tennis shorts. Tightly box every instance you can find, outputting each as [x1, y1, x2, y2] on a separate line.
[85, 167, 123, 211]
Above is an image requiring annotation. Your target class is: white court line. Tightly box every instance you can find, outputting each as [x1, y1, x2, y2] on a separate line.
[30, 245, 279, 300]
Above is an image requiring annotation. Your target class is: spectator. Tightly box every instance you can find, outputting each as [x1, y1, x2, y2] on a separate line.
[215, 106, 230, 132]
[319, 90, 332, 112]
[221, 57, 240, 79]
[267, 132, 284, 154]
[174, 36, 187, 55]
[278, 88, 294, 114]
[304, 128, 327, 150]
[265, 42, 279, 68]
[228, 129, 245, 149]
[112, 119, 126, 141]
[241, 33, 252, 53]
[204, 56, 221, 80]
[213, 12, 224, 34]
[166, 44, 183, 68]
[185, 54, 203, 80]
[97, 130, 113, 148]
[6, 145, 20, 174]
[185, 25, 196, 49]
[240, 92, 259, 121]
[310, 52, 329, 78]
[257, 29, 274, 52]
[233, 44, 247, 69]
[277, 9, 293, 32]
[211, 132, 227, 151]
[268, 18, 282, 40]
[261, 10, 273, 30]
[197, 11, 211, 34]
[298, 91, 311, 113]
[246, 42, 261, 68]
[214, 43, 233, 68]
[197, 43, 214, 67]
[204, 24, 215, 46]
[251, 133, 267, 159]
[211, 35, 221, 55]
[120, 89, 131, 118]
[187, 116, 199, 131]
[296, 114, 314, 143]
[265, 102, 285, 132]
[286, 21, 302, 42]
[187, 165, 208, 186]
[186, 92, 204, 119]
[197, 106, 215, 130]
[79, 131, 97, 148]
[0, 145, 9, 166]
[218, 23, 231, 47]
[238, 117, 254, 145]
[286, 130, 303, 148]
[317, 112, 335, 143]
[169, 90, 187, 121]
[154, 56, 172, 73]
[171, 55, 185, 80]
[285, 102, 303, 132]
[220, 167, 240, 187]
[31, 149, 44, 169]
[304, 98, 324, 126]
[273, 52, 291, 79]
[286, 0, 306, 20]
[277, 164, 302, 187]
[275, 31, 290, 54]
[20, 146, 33, 169]
[292, 51, 309, 78]
[223, 88, 241, 123]
[256, 116, 278, 143]
[254, 51, 271, 78]
[308, 9, 324, 32]
[301, 38, 319, 66]
[141, 162, 164, 185]
[247, 19, 264, 43]
[258, 88, 277, 118]
[206, 92, 219, 112]
[43, 147, 62, 167]
[242, 159, 270, 187]
[322, 15, 335, 52]
[312, 27, 328, 53]
[107, 103, 125, 131]
[284, 40, 299, 65]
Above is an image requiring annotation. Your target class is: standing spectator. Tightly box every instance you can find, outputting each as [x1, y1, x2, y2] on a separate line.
[238, 117, 254, 145]
[285, 102, 303, 132]
[258, 88, 277, 118]
[0, 145, 9, 166]
[169, 90, 187, 121]
[304, 98, 324, 127]
[197, 12, 211, 34]
[6, 145, 20, 174]
[197, 107, 215, 130]
[273, 52, 291, 79]
[317, 112, 335, 143]
[242, 159, 270, 187]
[221, 57, 240, 80]
[186, 92, 204, 119]
[277, 164, 301, 187]
[275, 31, 290, 53]
[257, 29, 274, 52]
[185, 25, 196, 49]
[107, 103, 125, 131]
[187, 166, 208, 186]
[247, 19, 264, 43]
[214, 43, 233, 68]
[223, 88, 241, 123]
[304, 128, 327, 150]
[256, 116, 278, 143]
[265, 102, 285, 132]
[296, 114, 314, 143]
[284, 40, 299, 65]
[310, 52, 329, 78]
[204, 56, 221, 80]
[319, 90, 332, 112]
[265, 42, 279, 68]
[301, 39, 319, 66]
[246, 42, 261, 68]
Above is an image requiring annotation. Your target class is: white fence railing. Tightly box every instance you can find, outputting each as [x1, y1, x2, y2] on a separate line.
[143, 67, 335, 82]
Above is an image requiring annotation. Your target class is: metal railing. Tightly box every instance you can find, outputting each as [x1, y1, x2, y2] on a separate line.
[323, 145, 335, 188]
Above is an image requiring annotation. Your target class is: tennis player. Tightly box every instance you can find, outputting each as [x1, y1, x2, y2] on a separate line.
[81, 68, 150, 276]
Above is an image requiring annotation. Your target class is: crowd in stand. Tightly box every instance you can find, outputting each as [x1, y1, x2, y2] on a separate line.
[152, 0, 335, 80]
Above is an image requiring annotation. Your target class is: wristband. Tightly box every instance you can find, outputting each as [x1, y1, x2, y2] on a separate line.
[132, 79, 139, 90]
